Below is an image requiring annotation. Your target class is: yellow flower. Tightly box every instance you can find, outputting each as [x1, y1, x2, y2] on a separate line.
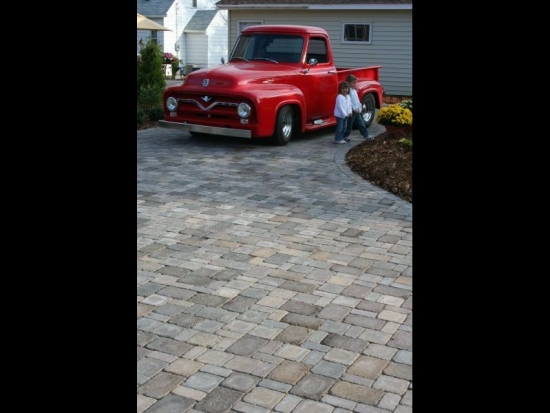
[376, 104, 412, 126]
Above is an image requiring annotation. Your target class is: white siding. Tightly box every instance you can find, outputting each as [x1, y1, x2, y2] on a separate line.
[197, 0, 216, 8]
[226, 9, 412, 96]
[136, 1, 185, 56]
[137, 1, 228, 71]
[165, 1, 196, 61]
[206, 11, 229, 67]
[137, 0, 219, 61]
[185, 33, 208, 68]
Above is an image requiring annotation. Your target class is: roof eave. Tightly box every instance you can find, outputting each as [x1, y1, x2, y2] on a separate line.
[217, 5, 411, 10]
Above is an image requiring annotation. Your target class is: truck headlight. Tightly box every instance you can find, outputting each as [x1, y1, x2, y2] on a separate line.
[237, 103, 251, 118]
[166, 97, 178, 112]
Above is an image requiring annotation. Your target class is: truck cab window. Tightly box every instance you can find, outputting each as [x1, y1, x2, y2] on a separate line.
[306, 38, 328, 63]
[231, 34, 303, 63]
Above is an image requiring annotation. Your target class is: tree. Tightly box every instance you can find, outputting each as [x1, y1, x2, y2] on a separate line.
[137, 39, 165, 108]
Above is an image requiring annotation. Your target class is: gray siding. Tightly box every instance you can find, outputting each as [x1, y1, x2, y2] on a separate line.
[226, 9, 412, 96]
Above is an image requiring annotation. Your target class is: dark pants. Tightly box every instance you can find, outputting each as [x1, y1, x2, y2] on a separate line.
[334, 116, 348, 141]
[344, 111, 369, 138]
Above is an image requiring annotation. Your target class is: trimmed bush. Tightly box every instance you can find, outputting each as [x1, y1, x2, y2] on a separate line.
[138, 84, 164, 112]
[137, 107, 145, 124]
[137, 39, 166, 106]
[147, 107, 165, 121]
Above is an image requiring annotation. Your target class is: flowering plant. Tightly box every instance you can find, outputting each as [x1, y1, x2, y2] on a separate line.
[398, 98, 413, 113]
[163, 52, 179, 65]
[376, 104, 413, 126]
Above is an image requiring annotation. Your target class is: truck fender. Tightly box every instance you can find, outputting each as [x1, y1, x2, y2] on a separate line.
[245, 87, 306, 136]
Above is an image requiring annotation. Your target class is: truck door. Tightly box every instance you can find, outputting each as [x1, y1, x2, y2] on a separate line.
[304, 37, 338, 121]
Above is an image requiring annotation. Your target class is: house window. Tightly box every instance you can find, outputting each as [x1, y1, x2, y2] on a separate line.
[150, 30, 158, 44]
[192, 0, 197, 7]
[342, 23, 371, 44]
[238, 21, 263, 33]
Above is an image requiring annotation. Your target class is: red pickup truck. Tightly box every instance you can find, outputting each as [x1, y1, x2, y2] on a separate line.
[159, 25, 384, 145]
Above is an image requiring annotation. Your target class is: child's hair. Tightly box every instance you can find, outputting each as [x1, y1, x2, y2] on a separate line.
[345, 74, 357, 83]
[338, 81, 350, 94]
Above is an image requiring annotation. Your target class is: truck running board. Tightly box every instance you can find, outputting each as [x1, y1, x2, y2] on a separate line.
[304, 118, 336, 132]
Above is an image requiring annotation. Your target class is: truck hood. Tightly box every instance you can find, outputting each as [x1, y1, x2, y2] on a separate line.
[182, 63, 300, 89]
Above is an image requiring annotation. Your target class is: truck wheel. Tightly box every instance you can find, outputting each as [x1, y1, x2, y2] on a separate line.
[272, 105, 294, 146]
[361, 93, 376, 127]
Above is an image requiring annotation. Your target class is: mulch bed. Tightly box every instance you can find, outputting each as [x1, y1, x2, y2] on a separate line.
[345, 131, 412, 203]
[343, 95, 412, 203]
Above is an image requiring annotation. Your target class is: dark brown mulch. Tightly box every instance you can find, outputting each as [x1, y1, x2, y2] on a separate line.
[345, 131, 412, 203]
[344, 94, 412, 203]
[138, 95, 412, 203]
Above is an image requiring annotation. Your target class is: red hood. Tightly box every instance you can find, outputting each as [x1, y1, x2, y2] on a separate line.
[182, 62, 300, 89]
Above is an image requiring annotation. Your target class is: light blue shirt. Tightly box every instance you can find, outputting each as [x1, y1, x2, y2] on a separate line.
[349, 88, 362, 112]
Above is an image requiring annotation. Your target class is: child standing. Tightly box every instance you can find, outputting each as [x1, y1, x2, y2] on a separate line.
[333, 81, 352, 144]
[344, 74, 374, 141]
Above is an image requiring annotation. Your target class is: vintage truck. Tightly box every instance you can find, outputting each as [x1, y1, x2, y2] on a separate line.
[159, 25, 384, 145]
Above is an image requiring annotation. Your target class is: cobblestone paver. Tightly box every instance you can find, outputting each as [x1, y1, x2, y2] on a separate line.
[138, 124, 412, 412]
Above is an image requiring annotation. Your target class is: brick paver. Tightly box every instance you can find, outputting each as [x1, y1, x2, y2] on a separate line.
[194, 386, 244, 413]
[221, 372, 260, 392]
[329, 381, 384, 405]
[243, 387, 285, 409]
[267, 360, 310, 384]
[275, 325, 310, 344]
[137, 372, 185, 398]
[140, 393, 195, 413]
[290, 373, 336, 401]
[137, 123, 411, 412]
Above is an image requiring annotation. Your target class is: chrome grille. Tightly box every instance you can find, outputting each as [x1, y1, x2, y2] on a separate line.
[172, 94, 256, 125]
[176, 99, 239, 111]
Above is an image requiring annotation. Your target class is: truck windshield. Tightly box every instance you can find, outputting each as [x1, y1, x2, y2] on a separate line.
[230, 34, 304, 63]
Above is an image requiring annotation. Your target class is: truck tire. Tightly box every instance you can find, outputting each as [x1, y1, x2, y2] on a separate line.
[361, 93, 376, 127]
[272, 105, 294, 146]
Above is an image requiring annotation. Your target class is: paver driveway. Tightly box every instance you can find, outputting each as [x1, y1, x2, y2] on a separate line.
[137, 127, 412, 413]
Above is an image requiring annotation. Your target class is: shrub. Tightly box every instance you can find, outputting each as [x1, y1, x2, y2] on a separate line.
[137, 107, 145, 124]
[137, 39, 166, 102]
[138, 84, 164, 112]
[147, 106, 165, 121]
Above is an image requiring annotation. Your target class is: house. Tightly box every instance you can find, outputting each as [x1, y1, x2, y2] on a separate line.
[137, 0, 228, 72]
[214, 0, 412, 96]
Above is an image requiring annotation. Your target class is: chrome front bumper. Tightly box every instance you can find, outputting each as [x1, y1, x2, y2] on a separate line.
[158, 120, 252, 138]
